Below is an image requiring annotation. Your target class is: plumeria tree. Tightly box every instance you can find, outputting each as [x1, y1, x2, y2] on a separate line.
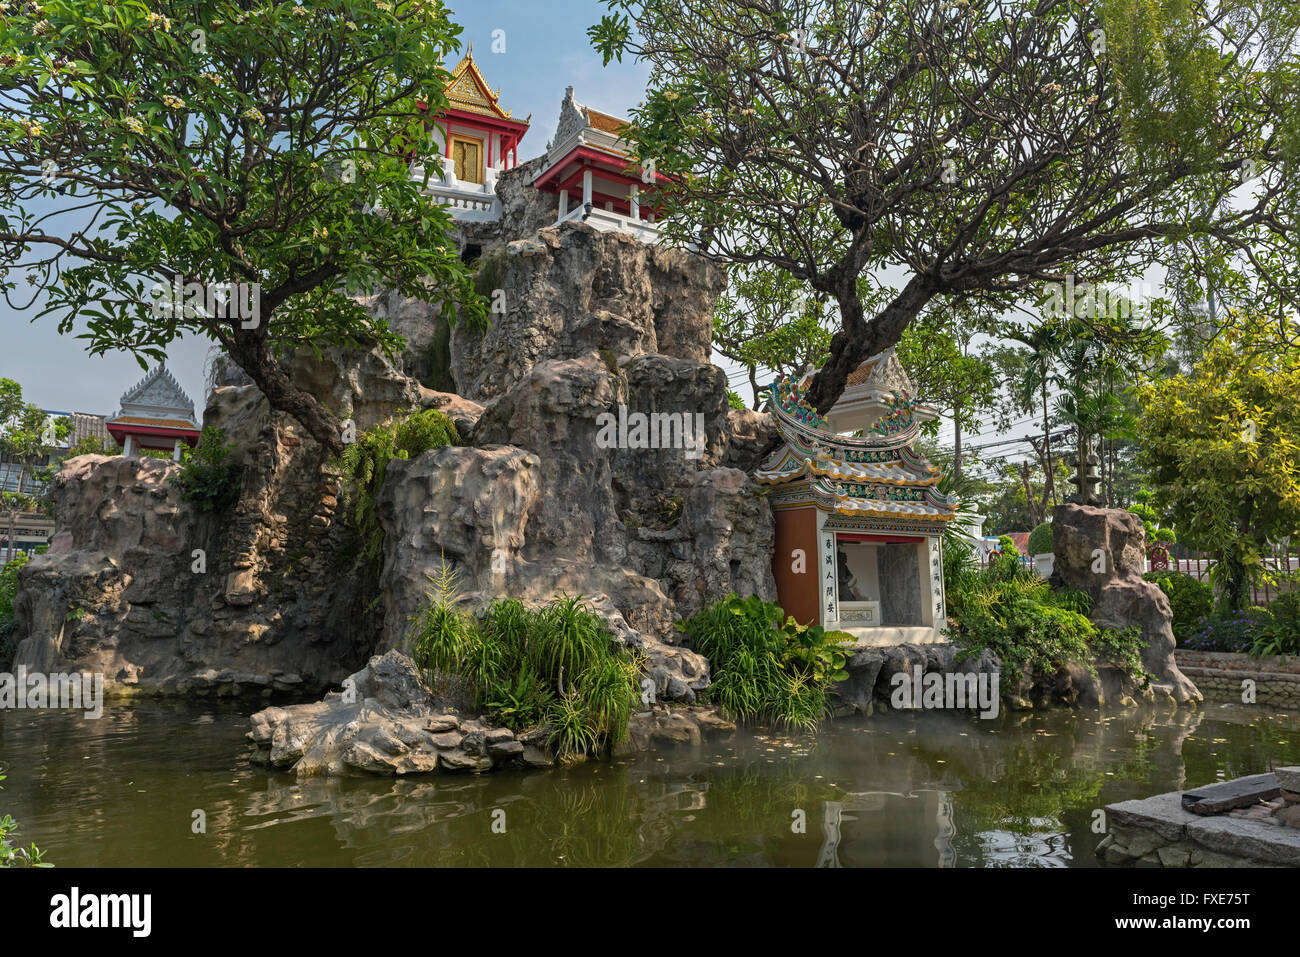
[590, 0, 1300, 446]
[0, 0, 483, 455]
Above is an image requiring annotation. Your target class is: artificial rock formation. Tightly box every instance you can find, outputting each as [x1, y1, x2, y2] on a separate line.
[1050, 504, 1202, 704]
[248, 649, 737, 777]
[11, 386, 377, 696]
[12, 162, 776, 704]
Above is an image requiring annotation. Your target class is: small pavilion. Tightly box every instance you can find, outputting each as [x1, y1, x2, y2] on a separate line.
[105, 365, 200, 461]
[753, 349, 957, 646]
[413, 49, 531, 221]
[531, 87, 667, 244]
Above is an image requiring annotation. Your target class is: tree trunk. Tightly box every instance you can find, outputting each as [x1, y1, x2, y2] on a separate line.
[225, 333, 344, 457]
[6, 507, 14, 563]
[1020, 462, 1042, 527]
[1041, 377, 1055, 507]
[803, 273, 936, 414]
[749, 365, 761, 410]
[952, 403, 963, 482]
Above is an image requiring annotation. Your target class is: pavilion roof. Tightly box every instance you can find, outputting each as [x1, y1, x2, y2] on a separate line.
[444, 50, 530, 125]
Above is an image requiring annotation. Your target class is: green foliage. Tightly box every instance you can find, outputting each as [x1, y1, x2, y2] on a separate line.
[1027, 523, 1053, 556]
[725, 389, 746, 411]
[176, 426, 240, 512]
[0, 552, 29, 625]
[408, 575, 638, 761]
[1091, 626, 1153, 686]
[0, 1, 486, 452]
[1144, 571, 1213, 643]
[675, 593, 854, 731]
[337, 409, 459, 563]
[1138, 315, 1300, 611]
[946, 552, 1148, 687]
[0, 772, 50, 868]
[65, 435, 117, 458]
[408, 557, 473, 686]
[1183, 605, 1300, 659]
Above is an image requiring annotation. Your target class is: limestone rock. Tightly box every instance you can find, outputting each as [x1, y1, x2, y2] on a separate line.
[1051, 504, 1202, 703]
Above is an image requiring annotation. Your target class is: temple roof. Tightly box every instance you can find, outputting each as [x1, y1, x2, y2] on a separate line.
[444, 50, 530, 125]
[116, 364, 195, 419]
[545, 87, 634, 161]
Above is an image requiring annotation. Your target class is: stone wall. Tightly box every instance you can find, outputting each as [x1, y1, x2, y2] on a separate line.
[1174, 650, 1300, 708]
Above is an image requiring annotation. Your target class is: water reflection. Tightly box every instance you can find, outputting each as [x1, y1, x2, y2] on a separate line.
[1, 700, 1297, 867]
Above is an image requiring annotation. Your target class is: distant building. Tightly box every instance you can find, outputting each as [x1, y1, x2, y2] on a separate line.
[105, 365, 200, 461]
[412, 54, 669, 243]
[532, 86, 667, 244]
[411, 49, 532, 222]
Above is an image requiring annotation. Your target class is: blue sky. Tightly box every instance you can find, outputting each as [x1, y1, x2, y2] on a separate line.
[0, 0, 652, 415]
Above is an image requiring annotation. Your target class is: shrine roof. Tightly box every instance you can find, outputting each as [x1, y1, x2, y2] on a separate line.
[444, 50, 530, 125]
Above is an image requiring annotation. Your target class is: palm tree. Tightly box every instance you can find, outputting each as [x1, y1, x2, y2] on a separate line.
[1004, 317, 1068, 508]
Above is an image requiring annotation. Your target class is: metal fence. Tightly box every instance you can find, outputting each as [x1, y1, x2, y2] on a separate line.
[976, 546, 1300, 607]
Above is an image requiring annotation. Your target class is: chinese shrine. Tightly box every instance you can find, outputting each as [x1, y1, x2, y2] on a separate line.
[754, 348, 958, 646]
[531, 86, 667, 243]
[105, 365, 201, 461]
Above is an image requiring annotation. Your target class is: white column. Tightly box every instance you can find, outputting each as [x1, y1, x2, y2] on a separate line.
[582, 169, 592, 207]
[173, 438, 183, 461]
[629, 185, 640, 221]
[123, 435, 135, 457]
[558, 189, 568, 220]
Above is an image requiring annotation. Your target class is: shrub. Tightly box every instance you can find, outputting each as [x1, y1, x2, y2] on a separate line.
[675, 593, 853, 731]
[337, 409, 460, 563]
[1143, 570, 1213, 643]
[1182, 607, 1273, 655]
[176, 427, 241, 512]
[947, 552, 1149, 687]
[0, 772, 49, 868]
[407, 574, 638, 761]
[1027, 522, 1053, 556]
[0, 553, 30, 625]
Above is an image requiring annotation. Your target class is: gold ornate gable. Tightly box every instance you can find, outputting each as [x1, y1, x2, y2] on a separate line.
[445, 52, 525, 122]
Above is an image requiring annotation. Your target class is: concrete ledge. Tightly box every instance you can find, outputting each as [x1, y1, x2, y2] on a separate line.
[1103, 779, 1300, 867]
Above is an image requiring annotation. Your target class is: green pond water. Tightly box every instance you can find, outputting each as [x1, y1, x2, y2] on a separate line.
[1, 700, 1297, 867]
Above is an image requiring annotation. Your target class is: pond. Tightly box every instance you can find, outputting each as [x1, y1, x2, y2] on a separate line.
[1, 701, 1297, 867]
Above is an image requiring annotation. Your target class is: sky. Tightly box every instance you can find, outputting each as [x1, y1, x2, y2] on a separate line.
[0, 0, 653, 416]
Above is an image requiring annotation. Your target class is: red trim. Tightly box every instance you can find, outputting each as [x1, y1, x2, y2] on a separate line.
[534, 146, 668, 191]
[835, 533, 925, 543]
[440, 108, 529, 137]
[107, 423, 200, 446]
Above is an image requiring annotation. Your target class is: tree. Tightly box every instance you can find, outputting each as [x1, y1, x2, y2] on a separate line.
[999, 314, 1069, 507]
[0, 0, 484, 456]
[0, 378, 65, 562]
[590, 0, 1299, 450]
[896, 298, 1001, 481]
[1138, 314, 1300, 611]
[713, 265, 834, 407]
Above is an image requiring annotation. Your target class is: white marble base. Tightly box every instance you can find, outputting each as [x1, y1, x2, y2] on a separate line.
[837, 625, 947, 647]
